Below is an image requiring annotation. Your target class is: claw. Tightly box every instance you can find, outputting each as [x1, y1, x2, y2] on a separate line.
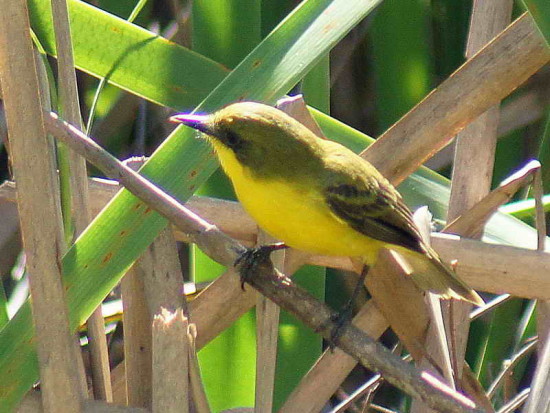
[328, 305, 353, 349]
[324, 265, 370, 350]
[234, 243, 288, 289]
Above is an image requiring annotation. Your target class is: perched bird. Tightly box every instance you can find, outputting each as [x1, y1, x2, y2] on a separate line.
[170, 102, 483, 306]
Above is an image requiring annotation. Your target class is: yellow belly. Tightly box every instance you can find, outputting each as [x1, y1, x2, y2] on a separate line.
[214, 143, 385, 263]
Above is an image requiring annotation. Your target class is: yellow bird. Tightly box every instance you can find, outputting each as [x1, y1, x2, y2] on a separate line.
[170, 102, 483, 306]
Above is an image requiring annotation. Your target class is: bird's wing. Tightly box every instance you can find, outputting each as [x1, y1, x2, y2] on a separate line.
[324, 173, 425, 254]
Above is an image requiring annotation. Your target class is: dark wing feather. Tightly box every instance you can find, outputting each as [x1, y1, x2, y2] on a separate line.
[325, 179, 425, 254]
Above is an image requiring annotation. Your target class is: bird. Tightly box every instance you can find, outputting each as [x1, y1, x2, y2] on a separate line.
[170, 101, 483, 306]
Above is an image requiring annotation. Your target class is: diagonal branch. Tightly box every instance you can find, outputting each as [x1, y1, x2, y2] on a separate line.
[363, 12, 550, 185]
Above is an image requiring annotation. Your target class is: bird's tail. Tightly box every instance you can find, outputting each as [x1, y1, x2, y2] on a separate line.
[396, 247, 484, 306]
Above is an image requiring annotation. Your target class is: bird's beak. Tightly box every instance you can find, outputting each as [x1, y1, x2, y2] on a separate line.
[169, 113, 214, 136]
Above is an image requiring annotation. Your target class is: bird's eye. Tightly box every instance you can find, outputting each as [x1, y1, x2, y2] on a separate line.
[224, 130, 241, 148]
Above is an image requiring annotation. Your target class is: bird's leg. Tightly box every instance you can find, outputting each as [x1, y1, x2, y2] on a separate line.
[328, 265, 370, 348]
[234, 242, 288, 290]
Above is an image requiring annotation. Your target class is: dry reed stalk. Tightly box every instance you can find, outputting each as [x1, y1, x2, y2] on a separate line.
[444, 161, 540, 237]
[111, 362, 128, 405]
[523, 169, 550, 411]
[0, 0, 86, 410]
[121, 264, 153, 408]
[139, 228, 193, 411]
[431, 234, 550, 299]
[152, 309, 189, 413]
[367, 247, 458, 399]
[136, 226, 187, 317]
[50, 0, 113, 400]
[254, 231, 282, 413]
[532, 168, 550, 347]
[120, 160, 153, 408]
[366, 251, 429, 362]
[86, 308, 114, 401]
[499, 388, 530, 412]
[487, 340, 537, 400]
[460, 365, 496, 413]
[17, 390, 148, 413]
[122, 223, 197, 410]
[189, 268, 256, 346]
[496, 90, 546, 137]
[426, 90, 547, 171]
[187, 325, 210, 413]
[435, 5, 514, 411]
[363, 12, 550, 185]
[121, 228, 186, 407]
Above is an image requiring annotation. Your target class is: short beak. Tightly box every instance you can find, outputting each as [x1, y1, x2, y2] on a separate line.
[169, 113, 213, 135]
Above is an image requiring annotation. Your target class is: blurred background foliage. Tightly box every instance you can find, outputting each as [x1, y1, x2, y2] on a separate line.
[0, 0, 549, 411]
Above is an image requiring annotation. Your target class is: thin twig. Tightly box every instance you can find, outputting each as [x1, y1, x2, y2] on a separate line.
[496, 388, 530, 413]
[45, 112, 242, 266]
[486, 339, 537, 398]
[332, 349, 410, 413]
[470, 294, 511, 321]
[367, 404, 399, 413]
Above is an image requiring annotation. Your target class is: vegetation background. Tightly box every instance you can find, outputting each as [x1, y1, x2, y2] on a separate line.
[0, 0, 549, 411]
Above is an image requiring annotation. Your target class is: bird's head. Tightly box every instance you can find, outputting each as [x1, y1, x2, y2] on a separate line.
[170, 102, 322, 179]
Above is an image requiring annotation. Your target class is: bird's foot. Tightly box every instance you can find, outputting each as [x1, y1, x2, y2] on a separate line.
[324, 265, 369, 349]
[234, 242, 288, 290]
[326, 302, 354, 350]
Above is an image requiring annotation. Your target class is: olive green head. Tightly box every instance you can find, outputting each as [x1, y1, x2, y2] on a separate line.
[170, 102, 324, 179]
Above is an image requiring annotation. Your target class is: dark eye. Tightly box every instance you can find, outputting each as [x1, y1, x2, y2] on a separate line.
[224, 130, 242, 149]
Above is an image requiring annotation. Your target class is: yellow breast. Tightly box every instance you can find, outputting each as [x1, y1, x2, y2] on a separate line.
[213, 142, 385, 263]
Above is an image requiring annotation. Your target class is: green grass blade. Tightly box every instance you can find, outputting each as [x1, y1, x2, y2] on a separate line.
[500, 195, 550, 220]
[85, 0, 149, 135]
[29, 0, 228, 111]
[370, 0, 433, 133]
[0, 283, 8, 329]
[537, 109, 550, 191]
[523, 0, 550, 46]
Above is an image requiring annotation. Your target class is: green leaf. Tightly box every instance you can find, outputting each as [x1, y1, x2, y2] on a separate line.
[500, 195, 550, 220]
[29, 0, 227, 111]
[370, 0, 433, 132]
[523, 0, 550, 46]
